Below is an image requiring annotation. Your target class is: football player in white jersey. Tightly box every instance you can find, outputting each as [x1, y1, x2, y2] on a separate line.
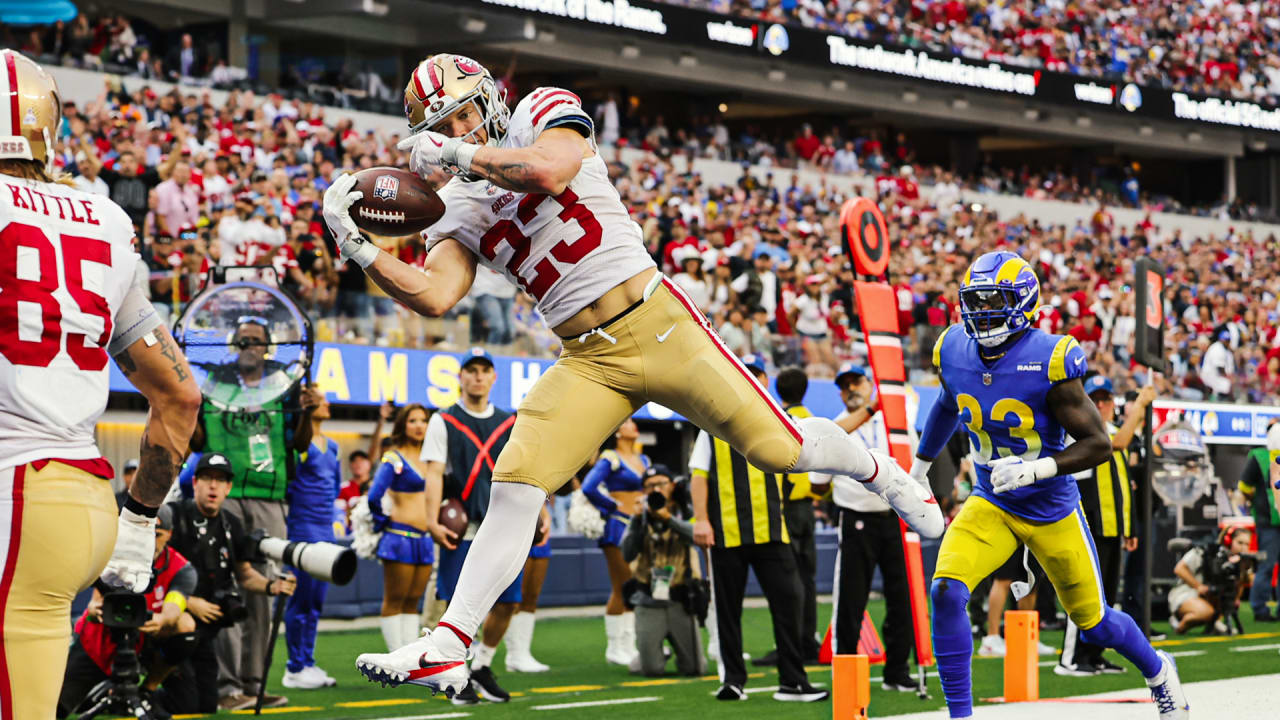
[0, 50, 201, 718]
[322, 53, 942, 696]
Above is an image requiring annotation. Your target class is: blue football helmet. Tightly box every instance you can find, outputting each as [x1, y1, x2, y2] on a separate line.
[959, 251, 1040, 347]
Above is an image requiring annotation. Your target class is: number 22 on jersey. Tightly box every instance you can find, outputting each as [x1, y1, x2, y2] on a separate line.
[478, 187, 601, 301]
[0, 221, 113, 371]
[955, 393, 1043, 464]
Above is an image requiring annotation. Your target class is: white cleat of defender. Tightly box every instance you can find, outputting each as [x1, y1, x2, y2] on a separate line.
[355, 631, 470, 697]
[864, 449, 946, 539]
[1146, 650, 1190, 719]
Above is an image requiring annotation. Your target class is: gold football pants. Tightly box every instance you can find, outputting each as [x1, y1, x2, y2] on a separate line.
[493, 276, 802, 493]
[0, 461, 116, 719]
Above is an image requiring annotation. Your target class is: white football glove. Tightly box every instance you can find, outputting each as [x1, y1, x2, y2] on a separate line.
[322, 174, 379, 268]
[989, 455, 1057, 494]
[396, 131, 478, 179]
[100, 507, 157, 593]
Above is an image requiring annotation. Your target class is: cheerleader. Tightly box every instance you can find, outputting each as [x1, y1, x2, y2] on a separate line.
[582, 418, 650, 665]
[367, 404, 435, 651]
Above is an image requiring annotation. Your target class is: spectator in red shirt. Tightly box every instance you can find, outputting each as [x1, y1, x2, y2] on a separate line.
[338, 449, 373, 523]
[793, 123, 821, 163]
[1069, 311, 1104, 357]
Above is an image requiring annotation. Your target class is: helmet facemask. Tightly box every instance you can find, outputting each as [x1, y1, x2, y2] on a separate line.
[960, 286, 1020, 347]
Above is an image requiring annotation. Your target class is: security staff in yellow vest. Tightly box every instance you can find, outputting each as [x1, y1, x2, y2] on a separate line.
[1057, 375, 1155, 676]
[691, 356, 829, 704]
[752, 366, 828, 667]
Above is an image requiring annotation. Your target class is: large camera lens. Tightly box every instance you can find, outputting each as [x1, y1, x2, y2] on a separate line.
[647, 490, 666, 512]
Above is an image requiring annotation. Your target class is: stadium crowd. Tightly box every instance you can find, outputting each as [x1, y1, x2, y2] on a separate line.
[678, 0, 1280, 103]
[37, 64, 1280, 407]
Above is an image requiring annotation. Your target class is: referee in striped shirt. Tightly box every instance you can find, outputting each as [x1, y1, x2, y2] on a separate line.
[691, 355, 828, 704]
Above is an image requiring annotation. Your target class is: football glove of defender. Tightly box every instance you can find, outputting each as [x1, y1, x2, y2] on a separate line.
[396, 131, 478, 179]
[101, 507, 157, 593]
[322, 174, 379, 268]
[989, 455, 1057, 494]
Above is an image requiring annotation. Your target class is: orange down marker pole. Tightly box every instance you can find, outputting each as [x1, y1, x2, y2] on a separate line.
[902, 532, 934, 667]
[1003, 610, 1040, 702]
[832, 654, 870, 720]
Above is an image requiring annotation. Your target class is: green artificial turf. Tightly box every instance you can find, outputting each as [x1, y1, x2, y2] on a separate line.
[139, 601, 1280, 720]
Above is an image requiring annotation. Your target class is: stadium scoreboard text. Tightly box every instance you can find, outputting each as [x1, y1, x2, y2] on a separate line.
[474, 0, 1280, 132]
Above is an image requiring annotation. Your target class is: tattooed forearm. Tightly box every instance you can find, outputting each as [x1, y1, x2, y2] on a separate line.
[155, 332, 189, 383]
[130, 432, 181, 507]
[474, 158, 544, 193]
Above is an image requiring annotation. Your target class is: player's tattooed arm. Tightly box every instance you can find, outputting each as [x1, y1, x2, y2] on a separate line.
[112, 327, 202, 507]
[1046, 378, 1113, 475]
[470, 128, 587, 195]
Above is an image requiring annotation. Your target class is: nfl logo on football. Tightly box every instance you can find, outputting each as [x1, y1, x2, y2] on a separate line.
[373, 174, 399, 201]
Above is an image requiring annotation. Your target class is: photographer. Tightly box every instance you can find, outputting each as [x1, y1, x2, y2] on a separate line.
[1169, 527, 1255, 635]
[58, 506, 197, 719]
[163, 453, 297, 712]
[189, 318, 318, 708]
[620, 465, 706, 677]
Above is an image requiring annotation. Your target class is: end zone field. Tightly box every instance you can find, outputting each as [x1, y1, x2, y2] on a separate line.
[156, 601, 1278, 720]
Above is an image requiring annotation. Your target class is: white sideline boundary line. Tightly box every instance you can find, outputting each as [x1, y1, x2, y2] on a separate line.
[1228, 643, 1280, 652]
[531, 696, 662, 710]
[370, 714, 472, 720]
[878, 673, 1280, 719]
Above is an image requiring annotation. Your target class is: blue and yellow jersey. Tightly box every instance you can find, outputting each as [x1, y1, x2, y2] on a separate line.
[932, 323, 1088, 522]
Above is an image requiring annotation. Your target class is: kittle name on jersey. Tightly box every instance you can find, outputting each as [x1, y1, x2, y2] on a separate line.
[5, 182, 101, 226]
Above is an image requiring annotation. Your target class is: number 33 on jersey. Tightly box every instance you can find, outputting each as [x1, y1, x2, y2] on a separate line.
[933, 324, 1088, 522]
[0, 175, 140, 465]
[423, 87, 653, 329]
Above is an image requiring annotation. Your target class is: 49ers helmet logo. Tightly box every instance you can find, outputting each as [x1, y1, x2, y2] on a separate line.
[454, 56, 484, 76]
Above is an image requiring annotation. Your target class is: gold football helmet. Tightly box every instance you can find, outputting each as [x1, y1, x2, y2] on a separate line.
[0, 50, 62, 176]
[403, 54, 508, 146]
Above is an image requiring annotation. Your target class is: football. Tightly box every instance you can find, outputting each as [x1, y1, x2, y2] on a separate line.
[438, 497, 470, 539]
[349, 166, 444, 237]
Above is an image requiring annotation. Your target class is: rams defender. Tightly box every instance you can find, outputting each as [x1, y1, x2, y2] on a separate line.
[321, 54, 944, 695]
[912, 251, 1188, 719]
[0, 50, 200, 717]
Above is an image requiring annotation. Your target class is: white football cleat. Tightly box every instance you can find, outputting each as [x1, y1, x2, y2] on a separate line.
[863, 449, 945, 538]
[1146, 650, 1190, 719]
[282, 668, 327, 689]
[356, 631, 469, 697]
[977, 635, 1006, 657]
[305, 665, 337, 687]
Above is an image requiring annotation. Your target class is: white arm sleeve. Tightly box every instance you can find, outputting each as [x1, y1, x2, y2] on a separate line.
[108, 282, 164, 357]
[420, 412, 449, 464]
[688, 431, 712, 474]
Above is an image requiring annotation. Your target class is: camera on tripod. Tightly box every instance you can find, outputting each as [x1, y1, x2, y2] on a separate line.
[76, 586, 159, 720]
[99, 589, 151, 630]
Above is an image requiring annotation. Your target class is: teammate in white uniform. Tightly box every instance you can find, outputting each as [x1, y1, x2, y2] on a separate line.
[320, 53, 943, 697]
[0, 50, 201, 718]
